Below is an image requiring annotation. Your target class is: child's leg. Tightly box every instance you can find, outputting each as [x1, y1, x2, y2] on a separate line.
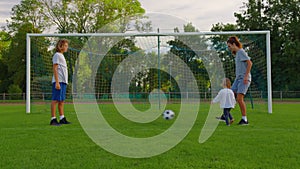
[58, 101, 64, 116]
[58, 101, 70, 124]
[51, 101, 57, 118]
[223, 108, 230, 125]
[229, 113, 233, 120]
[228, 108, 234, 124]
[58, 83, 66, 119]
[228, 110, 233, 120]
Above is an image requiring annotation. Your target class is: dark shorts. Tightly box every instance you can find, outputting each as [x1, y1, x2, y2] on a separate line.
[52, 82, 67, 101]
[231, 78, 251, 95]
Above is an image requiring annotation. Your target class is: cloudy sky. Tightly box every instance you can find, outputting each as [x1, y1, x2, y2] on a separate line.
[0, 0, 247, 31]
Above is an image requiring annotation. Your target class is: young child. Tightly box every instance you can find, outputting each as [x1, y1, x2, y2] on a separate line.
[50, 39, 71, 126]
[212, 78, 236, 126]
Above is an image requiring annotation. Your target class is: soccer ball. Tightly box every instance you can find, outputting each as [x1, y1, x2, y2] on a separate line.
[162, 110, 175, 120]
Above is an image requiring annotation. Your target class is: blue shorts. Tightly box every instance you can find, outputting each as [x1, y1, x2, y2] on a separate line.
[231, 78, 250, 95]
[52, 82, 67, 101]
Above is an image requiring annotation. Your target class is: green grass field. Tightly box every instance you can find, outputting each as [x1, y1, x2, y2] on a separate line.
[0, 103, 300, 169]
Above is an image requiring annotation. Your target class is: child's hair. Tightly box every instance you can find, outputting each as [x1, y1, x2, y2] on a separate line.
[222, 78, 231, 88]
[227, 36, 242, 55]
[56, 39, 69, 52]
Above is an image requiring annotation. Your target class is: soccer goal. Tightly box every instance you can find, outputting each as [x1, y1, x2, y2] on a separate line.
[26, 31, 272, 114]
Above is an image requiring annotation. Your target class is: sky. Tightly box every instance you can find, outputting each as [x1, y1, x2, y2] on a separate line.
[0, 0, 247, 31]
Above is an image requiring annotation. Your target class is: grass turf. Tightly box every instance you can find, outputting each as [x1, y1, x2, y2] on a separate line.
[0, 103, 300, 169]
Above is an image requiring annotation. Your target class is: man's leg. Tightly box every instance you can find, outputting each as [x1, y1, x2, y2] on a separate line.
[237, 93, 248, 125]
[237, 93, 246, 117]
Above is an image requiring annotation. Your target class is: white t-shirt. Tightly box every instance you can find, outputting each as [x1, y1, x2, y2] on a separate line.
[52, 52, 68, 84]
[212, 88, 236, 108]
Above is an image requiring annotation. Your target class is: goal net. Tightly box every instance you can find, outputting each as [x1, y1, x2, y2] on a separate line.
[26, 31, 272, 114]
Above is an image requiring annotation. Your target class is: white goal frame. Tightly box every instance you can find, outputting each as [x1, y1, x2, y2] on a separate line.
[26, 31, 272, 113]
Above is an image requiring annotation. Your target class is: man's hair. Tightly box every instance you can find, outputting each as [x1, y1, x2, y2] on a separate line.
[227, 36, 242, 55]
[55, 39, 69, 52]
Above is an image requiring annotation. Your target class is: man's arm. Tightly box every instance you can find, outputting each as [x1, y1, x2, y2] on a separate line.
[244, 60, 252, 84]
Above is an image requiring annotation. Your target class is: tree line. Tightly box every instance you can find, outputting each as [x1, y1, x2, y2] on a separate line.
[0, 0, 145, 94]
[0, 0, 299, 95]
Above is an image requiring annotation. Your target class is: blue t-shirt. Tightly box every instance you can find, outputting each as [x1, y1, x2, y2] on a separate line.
[235, 49, 251, 81]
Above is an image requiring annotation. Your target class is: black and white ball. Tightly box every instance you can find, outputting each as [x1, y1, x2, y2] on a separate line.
[162, 110, 175, 120]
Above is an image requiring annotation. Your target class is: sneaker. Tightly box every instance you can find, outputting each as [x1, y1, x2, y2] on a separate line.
[50, 118, 61, 126]
[216, 115, 226, 122]
[230, 119, 235, 125]
[238, 119, 248, 125]
[59, 117, 71, 124]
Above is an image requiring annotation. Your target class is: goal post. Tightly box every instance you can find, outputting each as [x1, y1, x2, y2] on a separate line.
[26, 31, 272, 113]
[26, 34, 31, 113]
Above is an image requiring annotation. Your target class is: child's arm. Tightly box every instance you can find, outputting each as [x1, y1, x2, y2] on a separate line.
[232, 92, 236, 105]
[212, 91, 221, 103]
[53, 64, 60, 90]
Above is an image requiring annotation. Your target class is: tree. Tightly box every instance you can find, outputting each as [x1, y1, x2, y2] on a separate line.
[8, 84, 23, 99]
[40, 0, 145, 33]
[7, 0, 49, 33]
[0, 31, 11, 92]
[234, 0, 269, 31]
[95, 38, 142, 95]
[211, 23, 238, 32]
[0, 31, 11, 59]
[234, 0, 300, 90]
[167, 23, 210, 93]
[39, 0, 146, 94]
[6, 23, 41, 92]
[4, 0, 146, 94]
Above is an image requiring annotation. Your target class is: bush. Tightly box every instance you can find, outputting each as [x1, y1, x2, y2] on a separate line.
[8, 84, 23, 100]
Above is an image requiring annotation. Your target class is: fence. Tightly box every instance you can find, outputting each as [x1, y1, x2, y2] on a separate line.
[0, 91, 299, 102]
